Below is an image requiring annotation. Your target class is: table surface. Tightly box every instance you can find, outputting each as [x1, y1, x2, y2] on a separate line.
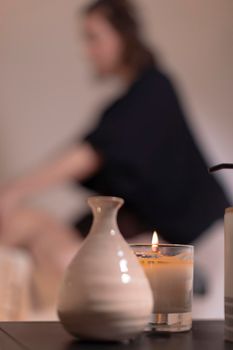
[0, 321, 232, 350]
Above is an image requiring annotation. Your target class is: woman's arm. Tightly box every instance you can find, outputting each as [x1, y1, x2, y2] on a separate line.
[0, 143, 102, 215]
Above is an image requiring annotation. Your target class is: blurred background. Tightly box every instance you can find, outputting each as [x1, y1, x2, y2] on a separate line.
[0, 0, 233, 320]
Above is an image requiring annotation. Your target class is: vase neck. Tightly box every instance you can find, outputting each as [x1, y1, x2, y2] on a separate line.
[88, 197, 124, 234]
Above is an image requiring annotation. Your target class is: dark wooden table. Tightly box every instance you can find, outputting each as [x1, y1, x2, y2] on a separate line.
[0, 321, 232, 350]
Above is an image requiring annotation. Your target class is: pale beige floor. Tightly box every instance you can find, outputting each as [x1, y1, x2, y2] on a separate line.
[192, 221, 224, 319]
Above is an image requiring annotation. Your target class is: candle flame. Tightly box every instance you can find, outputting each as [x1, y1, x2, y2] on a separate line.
[152, 231, 159, 252]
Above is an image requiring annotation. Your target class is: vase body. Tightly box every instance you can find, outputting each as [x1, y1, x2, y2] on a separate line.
[58, 196, 153, 341]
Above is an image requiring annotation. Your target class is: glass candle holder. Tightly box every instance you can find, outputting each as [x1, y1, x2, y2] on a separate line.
[131, 244, 194, 333]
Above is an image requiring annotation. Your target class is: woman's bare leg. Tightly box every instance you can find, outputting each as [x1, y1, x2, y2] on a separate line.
[0, 207, 82, 310]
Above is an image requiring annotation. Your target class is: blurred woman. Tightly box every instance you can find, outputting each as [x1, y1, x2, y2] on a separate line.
[0, 0, 229, 305]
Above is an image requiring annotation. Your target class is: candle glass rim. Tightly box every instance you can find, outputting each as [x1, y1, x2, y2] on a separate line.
[130, 243, 193, 250]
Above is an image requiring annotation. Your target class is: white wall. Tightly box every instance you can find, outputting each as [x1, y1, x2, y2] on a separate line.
[0, 0, 233, 220]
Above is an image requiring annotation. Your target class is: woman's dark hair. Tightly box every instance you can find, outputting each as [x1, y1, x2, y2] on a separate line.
[83, 0, 156, 75]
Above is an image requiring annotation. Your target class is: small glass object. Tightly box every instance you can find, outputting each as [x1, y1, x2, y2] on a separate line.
[131, 242, 194, 332]
[209, 163, 233, 342]
[0, 248, 31, 321]
[224, 208, 233, 342]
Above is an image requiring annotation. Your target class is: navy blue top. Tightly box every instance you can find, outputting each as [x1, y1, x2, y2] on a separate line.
[75, 68, 229, 243]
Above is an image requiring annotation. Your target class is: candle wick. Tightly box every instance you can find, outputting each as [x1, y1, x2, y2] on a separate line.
[152, 245, 159, 253]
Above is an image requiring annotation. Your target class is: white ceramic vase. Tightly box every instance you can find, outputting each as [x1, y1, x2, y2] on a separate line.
[58, 196, 153, 341]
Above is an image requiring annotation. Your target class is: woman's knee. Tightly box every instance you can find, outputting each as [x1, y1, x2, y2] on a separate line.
[0, 207, 55, 247]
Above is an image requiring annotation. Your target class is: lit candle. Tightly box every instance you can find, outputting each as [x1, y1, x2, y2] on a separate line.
[131, 233, 194, 332]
